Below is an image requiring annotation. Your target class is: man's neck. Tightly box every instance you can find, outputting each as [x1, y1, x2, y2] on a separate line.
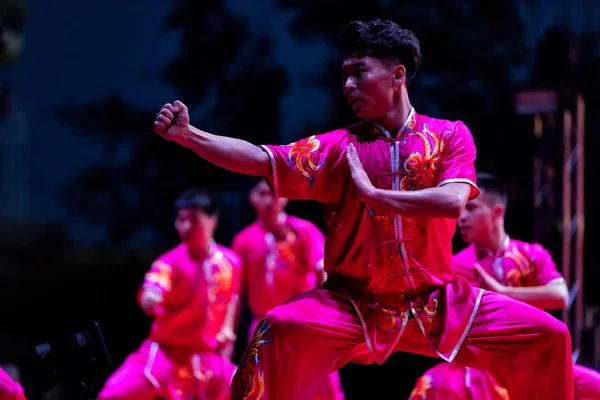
[475, 225, 506, 256]
[260, 212, 288, 239]
[187, 240, 212, 260]
[373, 93, 413, 137]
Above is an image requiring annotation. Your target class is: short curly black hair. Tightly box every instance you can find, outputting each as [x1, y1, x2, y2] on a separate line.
[342, 19, 422, 85]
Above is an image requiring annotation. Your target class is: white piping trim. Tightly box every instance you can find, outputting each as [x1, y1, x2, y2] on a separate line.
[413, 288, 485, 362]
[144, 341, 161, 389]
[545, 277, 566, 286]
[192, 353, 202, 380]
[373, 118, 412, 289]
[370, 107, 415, 137]
[315, 259, 325, 272]
[437, 178, 478, 188]
[259, 145, 279, 199]
[465, 366, 471, 388]
[341, 289, 409, 365]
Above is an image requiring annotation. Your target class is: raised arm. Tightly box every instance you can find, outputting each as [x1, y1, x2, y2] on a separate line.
[154, 100, 270, 176]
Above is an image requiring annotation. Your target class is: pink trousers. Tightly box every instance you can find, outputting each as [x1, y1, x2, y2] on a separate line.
[410, 362, 599, 400]
[232, 287, 573, 400]
[408, 362, 509, 400]
[96, 340, 236, 400]
[0, 368, 25, 400]
[248, 317, 345, 400]
[573, 364, 600, 400]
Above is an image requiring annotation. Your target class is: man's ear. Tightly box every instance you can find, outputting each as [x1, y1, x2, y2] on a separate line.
[393, 64, 406, 87]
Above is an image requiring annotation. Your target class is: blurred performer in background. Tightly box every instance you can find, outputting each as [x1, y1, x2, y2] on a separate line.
[232, 179, 344, 400]
[96, 189, 241, 400]
[0, 366, 26, 400]
[409, 173, 600, 400]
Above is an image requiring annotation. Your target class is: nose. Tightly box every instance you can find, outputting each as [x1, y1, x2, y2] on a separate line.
[177, 220, 191, 232]
[344, 76, 356, 95]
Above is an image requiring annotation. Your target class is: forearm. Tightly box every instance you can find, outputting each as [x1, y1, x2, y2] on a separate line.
[221, 295, 239, 337]
[138, 285, 164, 316]
[177, 126, 270, 176]
[501, 283, 569, 310]
[366, 184, 468, 219]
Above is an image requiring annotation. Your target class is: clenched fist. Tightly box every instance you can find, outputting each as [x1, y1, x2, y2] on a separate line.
[140, 287, 163, 314]
[154, 100, 190, 141]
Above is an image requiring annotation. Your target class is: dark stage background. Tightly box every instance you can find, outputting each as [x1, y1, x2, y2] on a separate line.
[1, 0, 600, 398]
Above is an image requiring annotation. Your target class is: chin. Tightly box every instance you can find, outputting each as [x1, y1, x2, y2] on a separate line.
[353, 110, 370, 119]
[354, 108, 382, 121]
[352, 105, 370, 119]
[459, 233, 473, 243]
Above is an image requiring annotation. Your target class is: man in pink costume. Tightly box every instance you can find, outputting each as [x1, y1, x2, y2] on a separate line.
[231, 179, 344, 400]
[97, 189, 241, 400]
[0, 367, 26, 400]
[153, 19, 573, 400]
[409, 173, 600, 400]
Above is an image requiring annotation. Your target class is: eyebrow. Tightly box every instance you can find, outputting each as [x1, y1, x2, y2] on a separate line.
[341, 60, 367, 68]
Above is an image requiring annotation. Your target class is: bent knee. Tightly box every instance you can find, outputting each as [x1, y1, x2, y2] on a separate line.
[547, 318, 570, 340]
[537, 316, 571, 347]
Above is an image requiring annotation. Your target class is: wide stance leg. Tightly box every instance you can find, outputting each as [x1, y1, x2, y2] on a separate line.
[247, 315, 344, 400]
[194, 352, 237, 400]
[232, 289, 364, 400]
[573, 364, 600, 400]
[96, 341, 167, 400]
[313, 371, 344, 400]
[408, 362, 509, 400]
[408, 362, 471, 400]
[453, 290, 573, 400]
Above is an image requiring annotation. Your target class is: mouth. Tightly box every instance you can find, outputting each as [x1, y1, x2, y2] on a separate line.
[348, 97, 363, 107]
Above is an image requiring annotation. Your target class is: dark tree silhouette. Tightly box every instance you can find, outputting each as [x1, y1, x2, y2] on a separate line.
[54, 0, 288, 246]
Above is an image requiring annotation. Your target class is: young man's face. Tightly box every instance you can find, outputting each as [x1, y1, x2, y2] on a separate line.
[249, 180, 287, 219]
[341, 54, 400, 119]
[174, 207, 216, 245]
[457, 190, 503, 244]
